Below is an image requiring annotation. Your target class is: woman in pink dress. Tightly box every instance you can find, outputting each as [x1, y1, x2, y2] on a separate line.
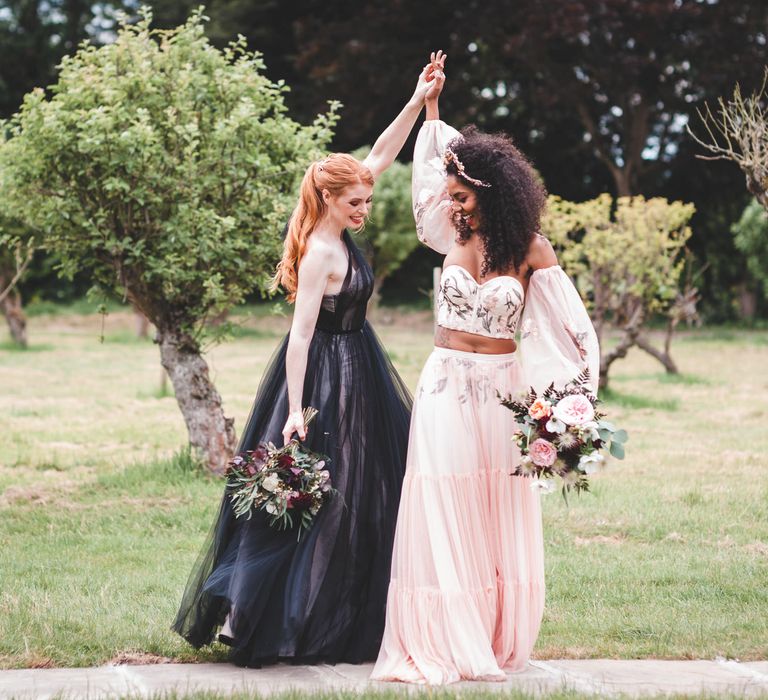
[371, 53, 600, 684]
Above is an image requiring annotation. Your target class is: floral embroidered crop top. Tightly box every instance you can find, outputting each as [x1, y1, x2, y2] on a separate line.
[437, 265, 524, 339]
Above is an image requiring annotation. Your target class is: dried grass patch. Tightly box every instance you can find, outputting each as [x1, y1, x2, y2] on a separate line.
[573, 534, 626, 546]
[108, 651, 172, 665]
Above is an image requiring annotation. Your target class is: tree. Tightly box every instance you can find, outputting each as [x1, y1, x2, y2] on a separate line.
[0, 10, 337, 472]
[732, 199, 768, 301]
[350, 147, 419, 307]
[689, 70, 768, 211]
[542, 194, 695, 389]
[686, 69, 768, 318]
[0, 219, 36, 347]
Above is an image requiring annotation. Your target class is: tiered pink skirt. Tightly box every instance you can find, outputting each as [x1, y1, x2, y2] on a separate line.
[372, 347, 545, 684]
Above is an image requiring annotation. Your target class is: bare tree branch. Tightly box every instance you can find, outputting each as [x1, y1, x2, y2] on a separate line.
[0, 242, 35, 305]
[688, 68, 768, 210]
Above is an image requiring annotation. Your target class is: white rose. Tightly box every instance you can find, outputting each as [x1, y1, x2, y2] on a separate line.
[546, 416, 567, 434]
[265, 502, 278, 514]
[262, 474, 280, 492]
[581, 420, 600, 442]
[530, 478, 556, 495]
[579, 452, 605, 474]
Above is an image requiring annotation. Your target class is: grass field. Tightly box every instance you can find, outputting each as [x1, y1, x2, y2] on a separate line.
[1, 304, 767, 670]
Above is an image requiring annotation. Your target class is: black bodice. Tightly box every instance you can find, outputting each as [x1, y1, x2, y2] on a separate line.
[315, 230, 373, 333]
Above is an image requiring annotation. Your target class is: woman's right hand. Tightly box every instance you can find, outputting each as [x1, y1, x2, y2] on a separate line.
[282, 410, 307, 445]
[425, 50, 447, 103]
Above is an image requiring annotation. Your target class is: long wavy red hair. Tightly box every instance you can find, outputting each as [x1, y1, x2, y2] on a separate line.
[272, 154, 374, 302]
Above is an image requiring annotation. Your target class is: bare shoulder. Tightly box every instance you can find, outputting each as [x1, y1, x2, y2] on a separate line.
[525, 233, 558, 271]
[299, 237, 334, 278]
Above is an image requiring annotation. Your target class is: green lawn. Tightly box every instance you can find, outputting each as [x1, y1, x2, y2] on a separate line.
[1, 305, 767, 669]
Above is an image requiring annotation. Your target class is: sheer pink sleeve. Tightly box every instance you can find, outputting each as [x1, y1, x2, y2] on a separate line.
[412, 119, 461, 254]
[519, 265, 600, 392]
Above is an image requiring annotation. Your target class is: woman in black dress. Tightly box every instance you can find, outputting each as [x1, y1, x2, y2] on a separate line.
[172, 58, 443, 667]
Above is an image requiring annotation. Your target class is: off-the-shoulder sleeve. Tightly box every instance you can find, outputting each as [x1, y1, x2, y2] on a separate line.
[518, 265, 600, 393]
[412, 119, 461, 254]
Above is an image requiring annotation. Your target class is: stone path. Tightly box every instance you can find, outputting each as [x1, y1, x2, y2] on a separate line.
[1, 659, 768, 698]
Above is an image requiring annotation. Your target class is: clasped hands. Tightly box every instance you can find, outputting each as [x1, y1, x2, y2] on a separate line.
[412, 49, 447, 105]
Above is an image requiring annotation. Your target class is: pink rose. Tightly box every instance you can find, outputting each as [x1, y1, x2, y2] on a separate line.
[553, 394, 595, 426]
[529, 398, 553, 420]
[529, 439, 557, 467]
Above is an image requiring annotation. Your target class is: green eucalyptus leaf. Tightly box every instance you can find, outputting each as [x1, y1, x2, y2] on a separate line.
[612, 429, 629, 444]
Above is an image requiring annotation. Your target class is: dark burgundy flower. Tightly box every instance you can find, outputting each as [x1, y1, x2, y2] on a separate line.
[290, 493, 314, 511]
[277, 454, 295, 469]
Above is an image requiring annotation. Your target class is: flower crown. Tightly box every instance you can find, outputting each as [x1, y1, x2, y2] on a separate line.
[443, 147, 492, 188]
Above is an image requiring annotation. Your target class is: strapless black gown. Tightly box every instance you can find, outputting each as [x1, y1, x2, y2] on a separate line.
[172, 231, 412, 666]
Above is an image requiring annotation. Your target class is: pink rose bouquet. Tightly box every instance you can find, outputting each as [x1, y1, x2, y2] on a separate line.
[499, 369, 628, 497]
[225, 408, 335, 540]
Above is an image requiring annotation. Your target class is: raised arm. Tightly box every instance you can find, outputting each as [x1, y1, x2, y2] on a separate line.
[363, 53, 445, 181]
[412, 54, 460, 254]
[282, 245, 331, 444]
[425, 50, 445, 121]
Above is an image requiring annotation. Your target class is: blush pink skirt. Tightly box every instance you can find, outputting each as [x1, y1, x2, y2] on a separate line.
[371, 347, 545, 684]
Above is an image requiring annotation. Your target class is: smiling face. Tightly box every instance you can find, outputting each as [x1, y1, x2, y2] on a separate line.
[324, 183, 373, 231]
[447, 174, 480, 231]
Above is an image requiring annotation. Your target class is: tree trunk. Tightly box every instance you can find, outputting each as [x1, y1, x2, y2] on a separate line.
[157, 329, 236, 474]
[134, 308, 150, 338]
[208, 309, 230, 326]
[745, 173, 768, 213]
[367, 274, 396, 325]
[612, 168, 632, 198]
[598, 305, 644, 391]
[369, 275, 384, 311]
[635, 287, 700, 374]
[737, 283, 757, 320]
[635, 333, 679, 374]
[575, 99, 637, 197]
[590, 270, 610, 348]
[0, 284, 28, 348]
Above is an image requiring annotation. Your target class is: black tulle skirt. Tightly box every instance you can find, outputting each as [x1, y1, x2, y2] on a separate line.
[172, 322, 412, 666]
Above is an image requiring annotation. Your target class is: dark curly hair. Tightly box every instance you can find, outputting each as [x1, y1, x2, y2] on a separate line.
[445, 126, 547, 276]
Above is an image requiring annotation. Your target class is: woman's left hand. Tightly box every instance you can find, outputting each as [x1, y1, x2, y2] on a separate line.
[282, 410, 307, 446]
[411, 50, 446, 105]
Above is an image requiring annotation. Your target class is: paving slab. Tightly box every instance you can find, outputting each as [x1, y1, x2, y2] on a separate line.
[1, 660, 767, 699]
[537, 659, 767, 697]
[0, 666, 135, 700]
[741, 662, 768, 680]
